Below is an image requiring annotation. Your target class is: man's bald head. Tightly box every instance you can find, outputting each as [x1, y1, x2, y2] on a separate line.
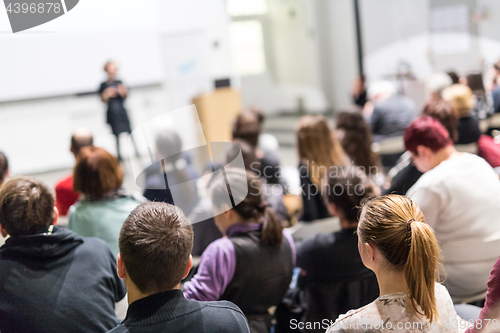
[71, 128, 94, 156]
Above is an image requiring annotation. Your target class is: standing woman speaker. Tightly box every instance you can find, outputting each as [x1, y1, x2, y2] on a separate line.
[99, 61, 140, 162]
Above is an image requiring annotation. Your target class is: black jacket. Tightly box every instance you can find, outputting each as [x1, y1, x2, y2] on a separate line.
[0, 226, 126, 333]
[108, 290, 250, 333]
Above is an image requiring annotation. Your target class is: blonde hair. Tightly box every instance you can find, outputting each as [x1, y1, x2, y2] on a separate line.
[358, 195, 440, 323]
[442, 84, 475, 118]
[296, 115, 349, 185]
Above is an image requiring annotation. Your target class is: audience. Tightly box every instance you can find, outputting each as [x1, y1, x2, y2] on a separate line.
[55, 127, 93, 216]
[405, 116, 500, 301]
[296, 114, 350, 222]
[68, 146, 143, 256]
[385, 100, 458, 195]
[0, 151, 8, 187]
[442, 84, 481, 145]
[366, 80, 417, 142]
[184, 170, 295, 333]
[327, 195, 458, 332]
[297, 166, 379, 333]
[109, 202, 250, 333]
[142, 130, 199, 216]
[0, 176, 125, 333]
[335, 107, 384, 186]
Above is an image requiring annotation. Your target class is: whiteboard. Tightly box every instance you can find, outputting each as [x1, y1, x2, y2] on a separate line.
[0, 0, 164, 102]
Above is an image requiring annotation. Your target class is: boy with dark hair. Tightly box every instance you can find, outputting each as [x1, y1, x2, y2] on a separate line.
[0, 176, 125, 333]
[110, 202, 250, 333]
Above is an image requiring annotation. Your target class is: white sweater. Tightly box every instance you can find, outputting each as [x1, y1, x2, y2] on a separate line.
[407, 153, 500, 301]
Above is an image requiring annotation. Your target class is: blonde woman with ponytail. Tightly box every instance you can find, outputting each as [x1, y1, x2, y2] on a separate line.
[327, 195, 460, 333]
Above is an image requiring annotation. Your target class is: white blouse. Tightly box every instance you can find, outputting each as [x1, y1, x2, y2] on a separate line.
[327, 283, 460, 333]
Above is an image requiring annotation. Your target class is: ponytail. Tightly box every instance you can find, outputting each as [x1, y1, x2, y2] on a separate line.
[359, 195, 441, 323]
[404, 221, 440, 323]
[261, 206, 283, 245]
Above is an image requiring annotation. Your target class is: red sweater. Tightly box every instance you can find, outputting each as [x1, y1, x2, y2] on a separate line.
[467, 256, 500, 333]
[55, 175, 80, 216]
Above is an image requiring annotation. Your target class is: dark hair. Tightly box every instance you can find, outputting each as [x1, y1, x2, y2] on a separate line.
[227, 139, 261, 172]
[73, 147, 124, 200]
[119, 202, 194, 294]
[324, 166, 378, 222]
[358, 195, 440, 322]
[71, 133, 93, 155]
[447, 71, 460, 85]
[232, 111, 261, 147]
[211, 169, 283, 245]
[0, 152, 8, 186]
[404, 116, 453, 154]
[421, 100, 459, 143]
[0, 176, 55, 237]
[336, 107, 380, 172]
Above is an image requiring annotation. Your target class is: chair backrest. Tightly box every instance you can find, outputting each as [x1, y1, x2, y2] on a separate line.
[304, 273, 379, 333]
[289, 217, 340, 241]
[455, 143, 478, 154]
[372, 136, 405, 155]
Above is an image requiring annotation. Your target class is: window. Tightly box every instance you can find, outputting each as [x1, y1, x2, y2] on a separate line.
[229, 20, 267, 76]
[226, 0, 268, 17]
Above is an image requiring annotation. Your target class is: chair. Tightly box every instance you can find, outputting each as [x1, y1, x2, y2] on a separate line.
[289, 217, 340, 241]
[302, 272, 379, 333]
[455, 143, 478, 154]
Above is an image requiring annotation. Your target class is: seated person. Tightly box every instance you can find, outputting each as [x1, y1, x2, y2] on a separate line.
[55, 127, 93, 216]
[0, 176, 125, 333]
[384, 100, 458, 195]
[405, 117, 500, 302]
[327, 195, 458, 333]
[297, 166, 379, 333]
[109, 202, 250, 333]
[69, 146, 143, 256]
[296, 115, 350, 222]
[232, 109, 282, 185]
[184, 170, 295, 333]
[0, 151, 8, 187]
[367, 81, 417, 142]
[442, 84, 481, 145]
[143, 130, 199, 216]
[466, 256, 500, 333]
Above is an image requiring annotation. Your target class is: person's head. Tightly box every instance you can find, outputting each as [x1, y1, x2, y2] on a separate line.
[73, 147, 124, 200]
[117, 202, 194, 296]
[421, 100, 458, 143]
[442, 84, 475, 118]
[494, 60, 500, 77]
[155, 130, 182, 163]
[296, 115, 348, 185]
[404, 116, 453, 173]
[466, 73, 486, 95]
[0, 152, 9, 187]
[447, 71, 460, 85]
[357, 195, 440, 322]
[0, 176, 57, 238]
[336, 106, 379, 173]
[70, 127, 93, 157]
[426, 72, 452, 99]
[323, 166, 378, 225]
[104, 61, 118, 79]
[232, 111, 261, 147]
[211, 169, 283, 245]
[227, 139, 260, 173]
[367, 81, 396, 101]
